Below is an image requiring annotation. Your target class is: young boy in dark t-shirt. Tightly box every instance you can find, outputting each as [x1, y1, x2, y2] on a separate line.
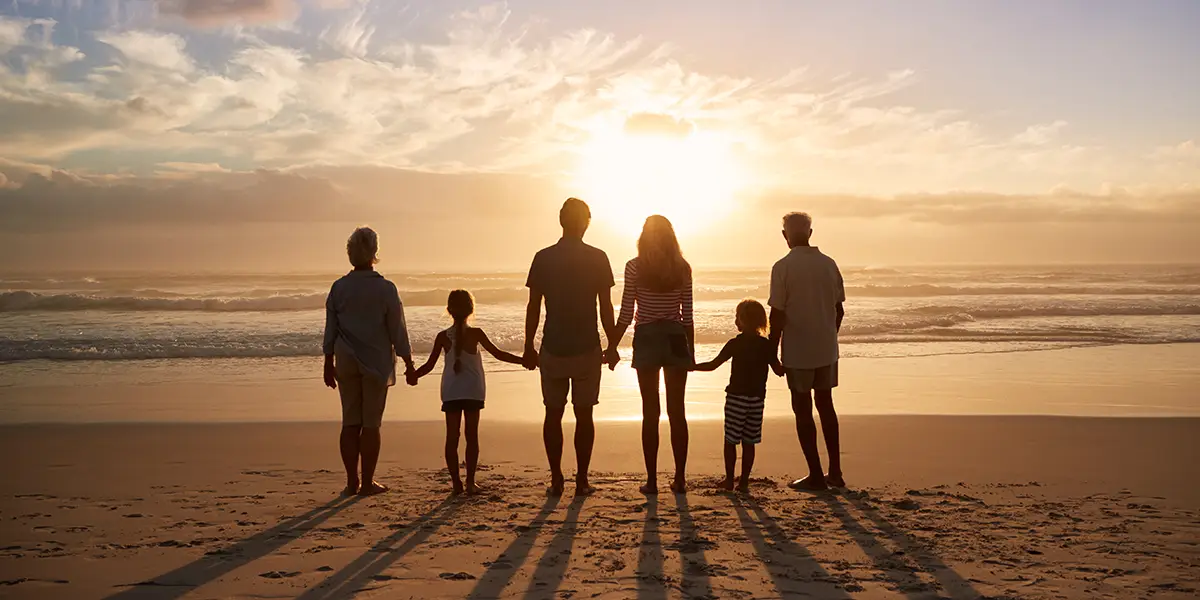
[692, 299, 784, 493]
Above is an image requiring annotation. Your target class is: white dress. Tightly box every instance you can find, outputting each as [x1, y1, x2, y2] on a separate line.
[440, 326, 486, 405]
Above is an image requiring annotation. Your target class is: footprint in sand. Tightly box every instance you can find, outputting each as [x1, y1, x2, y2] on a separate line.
[258, 571, 301, 579]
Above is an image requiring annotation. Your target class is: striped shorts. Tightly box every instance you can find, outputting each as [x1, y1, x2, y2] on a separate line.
[724, 393, 765, 445]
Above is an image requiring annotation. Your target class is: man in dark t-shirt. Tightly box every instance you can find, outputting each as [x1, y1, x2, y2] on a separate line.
[524, 198, 616, 497]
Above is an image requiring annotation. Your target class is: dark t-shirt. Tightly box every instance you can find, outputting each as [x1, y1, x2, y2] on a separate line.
[724, 333, 776, 398]
[526, 238, 615, 357]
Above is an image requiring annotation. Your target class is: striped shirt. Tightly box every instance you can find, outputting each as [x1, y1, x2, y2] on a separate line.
[617, 257, 694, 329]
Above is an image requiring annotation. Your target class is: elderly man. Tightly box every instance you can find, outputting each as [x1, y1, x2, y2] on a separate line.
[768, 212, 846, 491]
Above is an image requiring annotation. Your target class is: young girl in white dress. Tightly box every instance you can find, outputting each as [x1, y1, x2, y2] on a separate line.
[411, 290, 523, 495]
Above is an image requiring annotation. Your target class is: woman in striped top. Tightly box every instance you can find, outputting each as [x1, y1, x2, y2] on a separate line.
[604, 215, 695, 494]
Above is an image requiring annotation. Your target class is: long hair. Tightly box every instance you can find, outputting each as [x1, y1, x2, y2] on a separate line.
[446, 290, 475, 373]
[636, 215, 690, 292]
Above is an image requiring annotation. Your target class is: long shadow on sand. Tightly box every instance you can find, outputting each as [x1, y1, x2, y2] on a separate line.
[295, 495, 459, 599]
[838, 493, 983, 600]
[732, 495, 853, 599]
[466, 494, 560, 600]
[636, 496, 667, 600]
[673, 493, 714, 598]
[521, 495, 587, 599]
[104, 495, 360, 600]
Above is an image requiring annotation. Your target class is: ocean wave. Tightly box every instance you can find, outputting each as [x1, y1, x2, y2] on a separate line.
[4, 284, 1200, 312]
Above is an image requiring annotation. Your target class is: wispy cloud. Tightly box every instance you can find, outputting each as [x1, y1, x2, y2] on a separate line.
[0, 1, 1195, 196]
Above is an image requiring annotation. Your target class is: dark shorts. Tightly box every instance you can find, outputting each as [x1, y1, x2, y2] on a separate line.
[785, 362, 839, 392]
[724, 394, 765, 445]
[632, 321, 692, 370]
[540, 347, 602, 408]
[442, 399, 484, 413]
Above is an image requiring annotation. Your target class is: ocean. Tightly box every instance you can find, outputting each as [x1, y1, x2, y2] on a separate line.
[3, 264, 1199, 363]
[2, 264, 1199, 422]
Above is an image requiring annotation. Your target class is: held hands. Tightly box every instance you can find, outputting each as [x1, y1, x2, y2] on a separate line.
[521, 346, 539, 371]
[602, 347, 620, 371]
[771, 362, 786, 377]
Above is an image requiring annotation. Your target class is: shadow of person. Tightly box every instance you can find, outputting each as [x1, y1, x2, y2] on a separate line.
[521, 495, 587, 599]
[466, 494, 560, 599]
[841, 493, 984, 599]
[295, 495, 459, 599]
[816, 494, 937, 598]
[673, 493, 715, 598]
[104, 495, 360, 600]
[636, 496, 667, 600]
[731, 495, 852, 599]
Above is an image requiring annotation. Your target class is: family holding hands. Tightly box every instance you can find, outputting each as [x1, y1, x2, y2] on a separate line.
[323, 198, 846, 500]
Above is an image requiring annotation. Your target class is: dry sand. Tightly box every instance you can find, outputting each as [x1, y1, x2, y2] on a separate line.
[2, 417, 1199, 599]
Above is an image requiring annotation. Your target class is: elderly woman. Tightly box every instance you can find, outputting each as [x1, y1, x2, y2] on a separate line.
[323, 226, 414, 496]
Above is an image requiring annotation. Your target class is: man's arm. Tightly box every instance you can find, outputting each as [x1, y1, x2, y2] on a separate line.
[836, 302, 845, 332]
[386, 287, 414, 373]
[599, 289, 617, 366]
[769, 307, 787, 354]
[523, 287, 543, 369]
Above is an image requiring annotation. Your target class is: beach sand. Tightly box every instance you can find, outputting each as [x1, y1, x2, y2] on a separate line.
[2, 417, 1198, 599]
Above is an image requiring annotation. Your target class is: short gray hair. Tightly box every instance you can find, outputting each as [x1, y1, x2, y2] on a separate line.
[346, 226, 379, 268]
[782, 212, 812, 240]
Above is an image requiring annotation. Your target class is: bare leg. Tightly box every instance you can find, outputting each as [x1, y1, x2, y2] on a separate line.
[339, 425, 361, 494]
[664, 367, 689, 493]
[573, 403, 595, 496]
[636, 368, 661, 494]
[815, 390, 843, 486]
[358, 426, 386, 495]
[445, 410, 464, 494]
[544, 403, 566, 495]
[739, 443, 756, 493]
[789, 389, 826, 490]
[720, 442, 736, 491]
[464, 409, 482, 494]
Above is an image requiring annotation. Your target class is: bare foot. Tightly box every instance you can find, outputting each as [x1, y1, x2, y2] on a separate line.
[788, 475, 828, 492]
[465, 482, 484, 496]
[639, 483, 659, 495]
[716, 478, 734, 492]
[341, 483, 358, 496]
[736, 482, 751, 495]
[548, 474, 565, 497]
[574, 484, 596, 497]
[826, 473, 846, 488]
[670, 479, 687, 495]
[451, 481, 465, 496]
[358, 481, 389, 496]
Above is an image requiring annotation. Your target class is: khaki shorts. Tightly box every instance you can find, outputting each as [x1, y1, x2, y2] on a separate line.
[540, 347, 602, 408]
[335, 348, 388, 428]
[785, 362, 839, 392]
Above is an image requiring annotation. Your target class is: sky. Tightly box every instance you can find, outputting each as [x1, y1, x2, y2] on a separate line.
[0, 0, 1198, 271]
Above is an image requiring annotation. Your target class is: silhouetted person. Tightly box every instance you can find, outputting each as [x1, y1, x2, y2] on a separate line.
[692, 299, 783, 493]
[768, 212, 846, 491]
[605, 215, 695, 495]
[408, 290, 525, 496]
[323, 226, 414, 496]
[524, 198, 616, 496]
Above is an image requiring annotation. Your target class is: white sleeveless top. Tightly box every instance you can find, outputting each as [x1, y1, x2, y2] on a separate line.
[440, 326, 486, 403]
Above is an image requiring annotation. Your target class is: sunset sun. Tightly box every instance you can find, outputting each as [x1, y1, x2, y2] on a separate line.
[574, 114, 746, 236]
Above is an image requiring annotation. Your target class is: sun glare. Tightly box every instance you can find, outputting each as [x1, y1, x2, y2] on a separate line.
[574, 123, 745, 236]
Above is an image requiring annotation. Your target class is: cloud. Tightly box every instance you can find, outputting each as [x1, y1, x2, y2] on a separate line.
[0, 4, 1195, 196]
[761, 189, 1200, 225]
[623, 113, 694, 138]
[155, 0, 297, 26]
[0, 165, 569, 231]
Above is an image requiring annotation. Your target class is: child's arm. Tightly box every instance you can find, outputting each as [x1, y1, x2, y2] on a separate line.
[477, 329, 524, 366]
[691, 341, 734, 372]
[412, 332, 449, 381]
